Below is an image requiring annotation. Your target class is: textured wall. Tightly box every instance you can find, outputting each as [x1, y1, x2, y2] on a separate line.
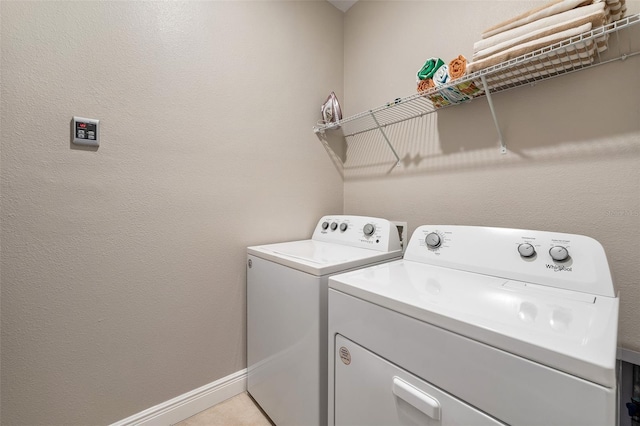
[0, 1, 343, 424]
[343, 1, 640, 351]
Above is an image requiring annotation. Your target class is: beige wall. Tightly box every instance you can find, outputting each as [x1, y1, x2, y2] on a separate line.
[2, 0, 639, 424]
[342, 1, 639, 352]
[0, 1, 343, 424]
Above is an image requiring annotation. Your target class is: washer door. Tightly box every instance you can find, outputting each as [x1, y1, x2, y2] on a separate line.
[333, 334, 506, 426]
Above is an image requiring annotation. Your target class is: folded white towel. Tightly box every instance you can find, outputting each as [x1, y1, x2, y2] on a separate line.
[483, 40, 596, 89]
[474, 7, 606, 61]
[468, 21, 593, 73]
[474, 2, 605, 53]
[482, 0, 602, 39]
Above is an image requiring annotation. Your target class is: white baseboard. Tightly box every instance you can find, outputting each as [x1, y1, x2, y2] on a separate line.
[111, 369, 247, 426]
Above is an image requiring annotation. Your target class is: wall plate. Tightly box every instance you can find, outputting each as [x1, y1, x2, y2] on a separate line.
[72, 116, 99, 147]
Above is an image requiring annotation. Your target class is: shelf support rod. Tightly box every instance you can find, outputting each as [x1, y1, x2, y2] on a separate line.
[369, 111, 401, 166]
[481, 76, 507, 154]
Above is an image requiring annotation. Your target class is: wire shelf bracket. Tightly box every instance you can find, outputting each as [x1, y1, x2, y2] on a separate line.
[480, 75, 507, 154]
[369, 111, 402, 166]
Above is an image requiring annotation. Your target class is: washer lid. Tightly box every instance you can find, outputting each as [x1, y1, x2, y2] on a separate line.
[329, 260, 619, 388]
[248, 240, 402, 276]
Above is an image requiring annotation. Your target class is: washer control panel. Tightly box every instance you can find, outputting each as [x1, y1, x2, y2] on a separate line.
[312, 215, 402, 252]
[404, 225, 614, 297]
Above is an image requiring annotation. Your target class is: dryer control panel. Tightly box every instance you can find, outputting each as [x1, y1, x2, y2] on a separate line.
[403, 225, 615, 297]
[312, 215, 402, 253]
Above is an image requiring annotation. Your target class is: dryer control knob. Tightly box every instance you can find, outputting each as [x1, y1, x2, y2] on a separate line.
[322, 221, 330, 230]
[549, 246, 570, 262]
[425, 232, 442, 248]
[518, 243, 536, 258]
[363, 223, 375, 236]
[340, 223, 348, 232]
[330, 222, 338, 231]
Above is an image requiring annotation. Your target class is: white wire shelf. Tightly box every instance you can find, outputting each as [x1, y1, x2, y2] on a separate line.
[313, 13, 640, 158]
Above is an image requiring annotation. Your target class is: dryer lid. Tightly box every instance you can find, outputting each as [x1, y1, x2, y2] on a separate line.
[329, 259, 619, 388]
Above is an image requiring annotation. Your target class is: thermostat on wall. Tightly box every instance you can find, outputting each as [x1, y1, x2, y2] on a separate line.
[72, 116, 99, 147]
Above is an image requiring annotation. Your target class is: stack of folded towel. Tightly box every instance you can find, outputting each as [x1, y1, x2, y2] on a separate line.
[416, 56, 484, 109]
[467, 0, 626, 86]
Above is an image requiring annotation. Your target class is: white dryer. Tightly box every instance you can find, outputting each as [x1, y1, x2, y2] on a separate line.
[328, 225, 619, 426]
[247, 215, 403, 426]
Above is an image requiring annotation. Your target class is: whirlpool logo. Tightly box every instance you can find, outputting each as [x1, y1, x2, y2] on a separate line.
[546, 264, 573, 272]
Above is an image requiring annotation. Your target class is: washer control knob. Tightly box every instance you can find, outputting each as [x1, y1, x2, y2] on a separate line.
[322, 221, 330, 230]
[330, 222, 338, 231]
[425, 232, 442, 249]
[340, 223, 348, 232]
[549, 246, 570, 262]
[363, 223, 375, 237]
[518, 243, 536, 258]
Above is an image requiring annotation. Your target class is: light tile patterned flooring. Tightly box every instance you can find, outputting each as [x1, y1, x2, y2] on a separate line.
[175, 392, 273, 426]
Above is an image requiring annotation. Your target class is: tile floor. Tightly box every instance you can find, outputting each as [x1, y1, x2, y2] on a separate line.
[174, 392, 273, 426]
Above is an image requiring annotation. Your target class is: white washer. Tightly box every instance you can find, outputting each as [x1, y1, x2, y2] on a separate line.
[328, 225, 619, 426]
[247, 215, 403, 426]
